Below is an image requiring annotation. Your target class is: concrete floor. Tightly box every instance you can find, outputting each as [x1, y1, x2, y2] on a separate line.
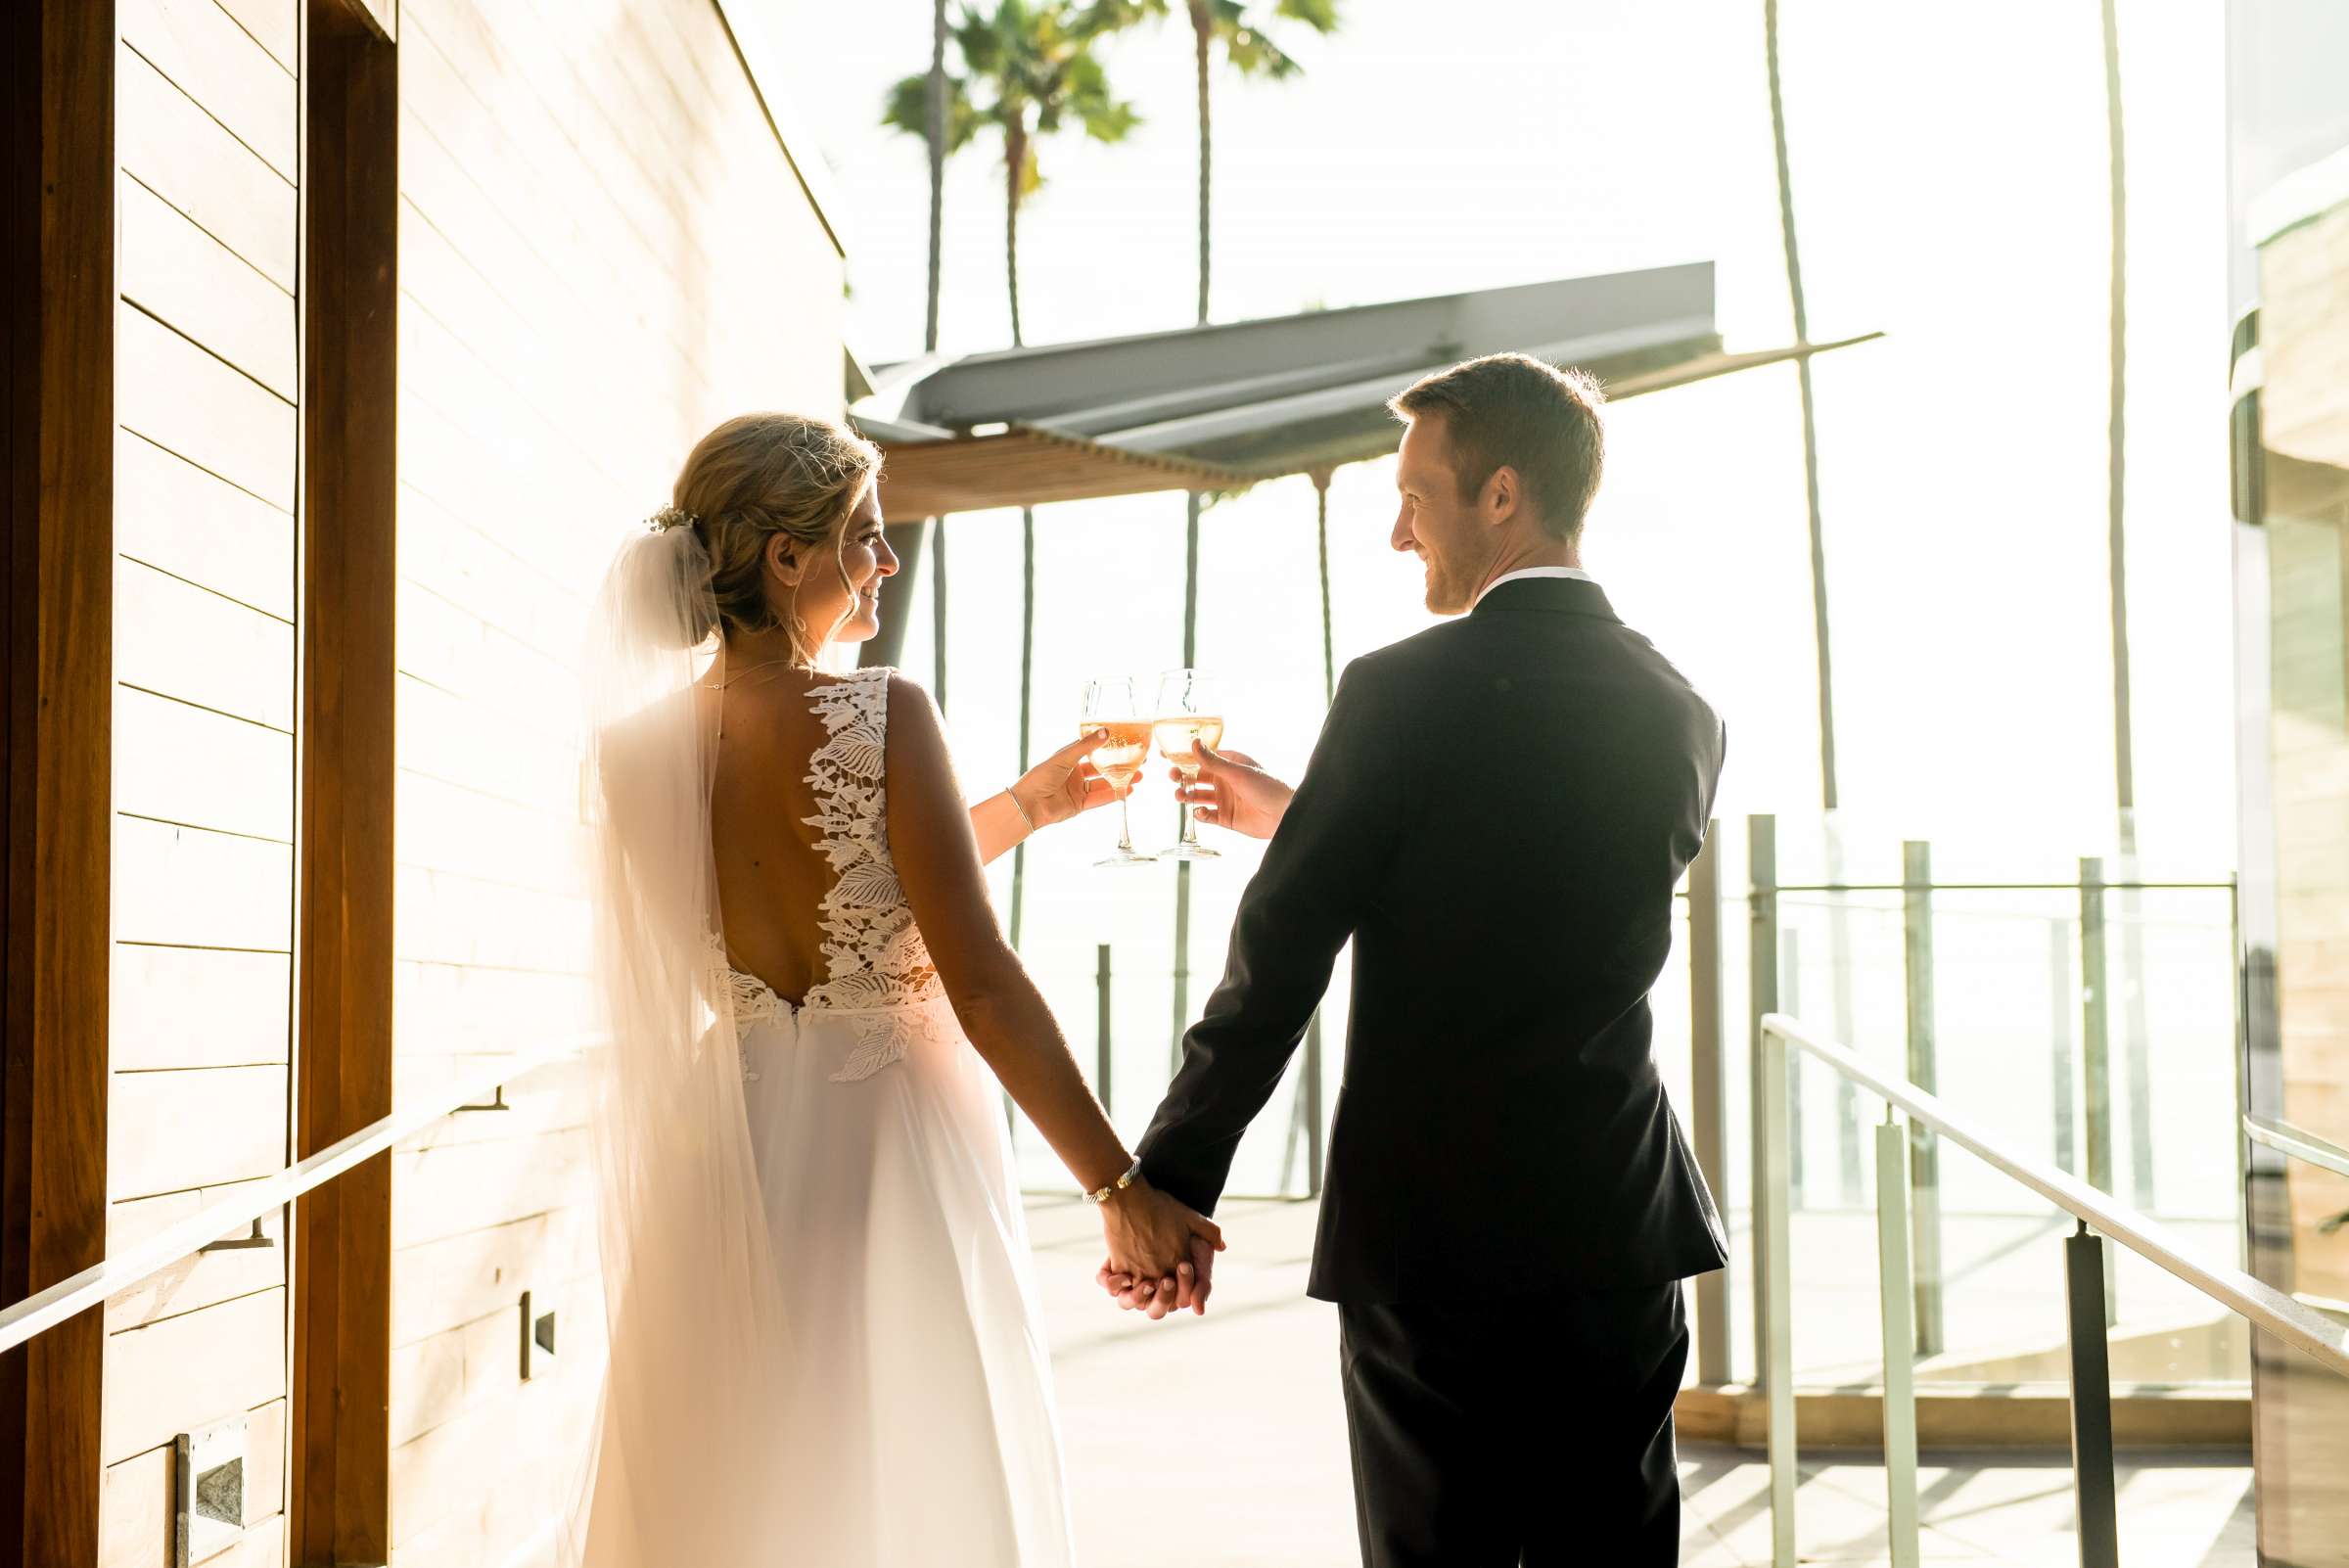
[1029, 1195, 2257, 1567]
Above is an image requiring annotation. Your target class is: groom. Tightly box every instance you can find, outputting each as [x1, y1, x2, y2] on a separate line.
[1115, 353, 1728, 1565]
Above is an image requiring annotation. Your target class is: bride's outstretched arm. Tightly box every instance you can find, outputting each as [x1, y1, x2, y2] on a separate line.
[967, 729, 1123, 865]
[887, 678, 1221, 1284]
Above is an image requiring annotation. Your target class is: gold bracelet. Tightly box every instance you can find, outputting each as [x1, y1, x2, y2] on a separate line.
[1005, 787, 1036, 832]
[1082, 1159, 1141, 1205]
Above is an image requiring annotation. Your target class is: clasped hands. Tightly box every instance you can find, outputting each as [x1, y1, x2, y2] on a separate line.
[1094, 1176, 1225, 1321]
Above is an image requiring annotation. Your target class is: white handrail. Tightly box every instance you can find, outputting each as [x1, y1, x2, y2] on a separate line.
[1763, 1012, 2349, 1380]
[0, 1038, 595, 1358]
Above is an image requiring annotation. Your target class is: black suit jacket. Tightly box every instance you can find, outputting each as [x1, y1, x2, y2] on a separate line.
[1136, 576, 1729, 1304]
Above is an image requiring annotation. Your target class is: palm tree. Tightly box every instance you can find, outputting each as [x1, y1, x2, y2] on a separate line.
[890, 2, 1139, 950]
[1106, 0, 1341, 324]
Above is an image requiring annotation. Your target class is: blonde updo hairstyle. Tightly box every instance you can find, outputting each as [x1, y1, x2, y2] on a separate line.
[670, 413, 884, 664]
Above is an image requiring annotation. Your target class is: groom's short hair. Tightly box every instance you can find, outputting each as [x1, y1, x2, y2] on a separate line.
[1388, 353, 1606, 542]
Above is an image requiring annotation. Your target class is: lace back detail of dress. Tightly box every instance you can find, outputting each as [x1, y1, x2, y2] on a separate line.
[800, 669, 948, 1082]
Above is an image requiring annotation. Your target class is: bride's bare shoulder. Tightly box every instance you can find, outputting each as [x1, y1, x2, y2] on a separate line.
[877, 673, 960, 788]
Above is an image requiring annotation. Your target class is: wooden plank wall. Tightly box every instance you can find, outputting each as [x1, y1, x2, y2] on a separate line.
[385, 1, 843, 1563]
[102, 0, 299, 1563]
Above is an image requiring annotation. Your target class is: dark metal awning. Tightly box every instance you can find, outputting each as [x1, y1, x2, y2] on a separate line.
[854, 263, 1880, 521]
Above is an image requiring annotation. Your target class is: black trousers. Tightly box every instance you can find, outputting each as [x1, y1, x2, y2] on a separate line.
[1337, 1282, 1689, 1567]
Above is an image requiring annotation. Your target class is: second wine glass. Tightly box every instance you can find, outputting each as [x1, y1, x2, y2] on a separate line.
[1154, 668, 1223, 861]
[1080, 678, 1155, 867]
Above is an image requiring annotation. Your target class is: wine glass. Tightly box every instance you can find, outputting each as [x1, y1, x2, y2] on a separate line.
[1080, 679, 1156, 867]
[1153, 669, 1223, 861]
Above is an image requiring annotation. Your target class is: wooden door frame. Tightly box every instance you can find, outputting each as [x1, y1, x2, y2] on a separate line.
[0, 3, 115, 1564]
[291, 2, 399, 1562]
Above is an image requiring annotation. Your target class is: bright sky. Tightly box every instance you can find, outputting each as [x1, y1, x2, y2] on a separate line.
[770, 0, 2235, 1182]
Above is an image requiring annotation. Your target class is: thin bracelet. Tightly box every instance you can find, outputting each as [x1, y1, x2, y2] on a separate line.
[1005, 787, 1036, 832]
[1082, 1158, 1142, 1205]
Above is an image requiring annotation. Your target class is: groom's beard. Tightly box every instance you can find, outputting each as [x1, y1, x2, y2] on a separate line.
[1431, 537, 1508, 615]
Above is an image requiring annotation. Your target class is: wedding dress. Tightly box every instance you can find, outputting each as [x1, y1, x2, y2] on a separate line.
[567, 529, 1072, 1566]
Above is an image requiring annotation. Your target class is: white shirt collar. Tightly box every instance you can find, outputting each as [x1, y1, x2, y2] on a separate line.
[1473, 565, 1594, 609]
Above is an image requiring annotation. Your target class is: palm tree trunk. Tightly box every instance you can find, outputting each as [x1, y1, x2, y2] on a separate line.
[2099, 0, 2153, 1213]
[865, 9, 951, 679]
[1764, 0, 1835, 814]
[2101, 0, 2134, 826]
[1190, 3, 1213, 326]
[1005, 117, 1031, 946]
[1172, 8, 1214, 1075]
[926, 0, 946, 355]
[1005, 126, 1027, 348]
[1765, 0, 1865, 1208]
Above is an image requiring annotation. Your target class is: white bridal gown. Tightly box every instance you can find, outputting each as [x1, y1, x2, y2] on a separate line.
[714, 666, 1073, 1566]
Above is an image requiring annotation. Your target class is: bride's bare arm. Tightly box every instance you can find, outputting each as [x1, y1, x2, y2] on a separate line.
[966, 729, 1123, 866]
[886, 679, 1221, 1282]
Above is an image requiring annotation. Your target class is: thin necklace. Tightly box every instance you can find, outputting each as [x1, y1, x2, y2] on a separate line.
[702, 656, 800, 691]
[704, 652, 805, 743]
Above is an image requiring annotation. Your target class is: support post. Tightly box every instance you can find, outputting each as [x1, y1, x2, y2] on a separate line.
[1760, 1019, 1797, 1568]
[857, 517, 928, 671]
[1688, 822, 1731, 1385]
[294, 7, 401, 1559]
[1901, 841, 1945, 1357]
[2079, 857, 2118, 1324]
[932, 518, 948, 712]
[1009, 509, 1035, 948]
[1874, 1119, 1921, 1568]
[1170, 492, 1201, 1073]
[2064, 1224, 2121, 1568]
[0, 4, 115, 1559]
[1095, 944, 1113, 1118]
[1748, 814, 1779, 1401]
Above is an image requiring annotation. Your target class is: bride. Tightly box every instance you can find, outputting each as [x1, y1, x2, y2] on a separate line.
[567, 412, 1221, 1566]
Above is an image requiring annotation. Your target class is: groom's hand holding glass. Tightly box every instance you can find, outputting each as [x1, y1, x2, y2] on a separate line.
[1170, 743, 1293, 840]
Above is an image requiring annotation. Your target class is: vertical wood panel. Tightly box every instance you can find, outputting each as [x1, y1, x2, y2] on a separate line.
[1, 4, 115, 1564]
[292, 7, 401, 1562]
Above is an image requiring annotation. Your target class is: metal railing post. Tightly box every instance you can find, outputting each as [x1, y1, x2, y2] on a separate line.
[1749, 814, 1781, 1401]
[1781, 925, 1805, 1204]
[1874, 1116, 1922, 1568]
[1902, 841, 1946, 1357]
[2080, 858, 2119, 1324]
[1760, 1017, 1797, 1568]
[2050, 916, 2078, 1175]
[1688, 822, 1731, 1385]
[2064, 1224, 2121, 1568]
[1096, 944, 1113, 1116]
